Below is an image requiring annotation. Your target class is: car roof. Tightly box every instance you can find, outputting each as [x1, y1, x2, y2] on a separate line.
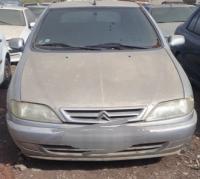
[49, 0, 140, 9]
[0, 5, 27, 10]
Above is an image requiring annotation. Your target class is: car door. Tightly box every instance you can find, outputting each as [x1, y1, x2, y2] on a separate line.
[179, 10, 200, 84]
[0, 34, 4, 84]
[0, 34, 3, 64]
[185, 10, 200, 58]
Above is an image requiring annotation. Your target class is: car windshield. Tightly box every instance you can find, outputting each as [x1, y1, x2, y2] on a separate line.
[151, 7, 197, 23]
[28, 7, 45, 17]
[34, 7, 160, 50]
[0, 9, 25, 26]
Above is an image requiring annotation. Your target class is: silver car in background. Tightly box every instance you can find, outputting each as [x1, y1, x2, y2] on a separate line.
[0, 33, 11, 88]
[7, 1, 197, 161]
[0, 6, 36, 62]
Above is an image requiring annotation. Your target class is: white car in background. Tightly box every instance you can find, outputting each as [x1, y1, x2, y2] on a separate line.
[0, 33, 11, 88]
[0, 6, 36, 62]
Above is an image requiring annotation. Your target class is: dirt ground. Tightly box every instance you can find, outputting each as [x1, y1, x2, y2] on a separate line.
[0, 66, 200, 179]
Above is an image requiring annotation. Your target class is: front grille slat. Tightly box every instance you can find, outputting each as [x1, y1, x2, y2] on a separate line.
[61, 107, 145, 124]
[68, 112, 140, 118]
[122, 145, 164, 152]
[66, 111, 99, 118]
[41, 142, 165, 156]
[105, 112, 141, 117]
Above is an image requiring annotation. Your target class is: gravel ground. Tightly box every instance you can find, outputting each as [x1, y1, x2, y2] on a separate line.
[0, 65, 199, 179]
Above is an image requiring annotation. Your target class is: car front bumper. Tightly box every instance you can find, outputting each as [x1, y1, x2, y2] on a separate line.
[7, 111, 197, 161]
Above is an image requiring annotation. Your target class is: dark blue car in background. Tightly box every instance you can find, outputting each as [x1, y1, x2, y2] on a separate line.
[175, 7, 200, 88]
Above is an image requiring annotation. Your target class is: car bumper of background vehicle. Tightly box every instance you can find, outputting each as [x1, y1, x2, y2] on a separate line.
[7, 111, 197, 161]
[10, 52, 22, 63]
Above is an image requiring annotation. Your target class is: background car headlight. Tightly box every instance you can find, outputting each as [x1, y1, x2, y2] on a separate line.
[146, 98, 194, 121]
[9, 100, 61, 123]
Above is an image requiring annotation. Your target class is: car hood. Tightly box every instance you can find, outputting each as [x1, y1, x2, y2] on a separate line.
[21, 49, 184, 109]
[158, 22, 183, 37]
[0, 25, 25, 40]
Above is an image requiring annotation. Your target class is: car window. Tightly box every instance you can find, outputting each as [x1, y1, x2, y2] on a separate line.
[28, 7, 45, 18]
[193, 15, 200, 35]
[25, 9, 36, 24]
[34, 7, 161, 50]
[0, 9, 25, 26]
[187, 12, 199, 32]
[151, 7, 197, 23]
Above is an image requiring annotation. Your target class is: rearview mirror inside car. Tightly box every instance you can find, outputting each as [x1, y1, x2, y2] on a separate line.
[9, 38, 24, 52]
[168, 35, 185, 47]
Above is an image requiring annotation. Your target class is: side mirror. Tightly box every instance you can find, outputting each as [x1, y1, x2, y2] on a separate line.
[9, 38, 24, 52]
[168, 35, 185, 47]
[29, 22, 35, 29]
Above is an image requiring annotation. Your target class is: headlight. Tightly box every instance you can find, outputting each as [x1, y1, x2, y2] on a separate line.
[146, 98, 194, 121]
[9, 100, 61, 123]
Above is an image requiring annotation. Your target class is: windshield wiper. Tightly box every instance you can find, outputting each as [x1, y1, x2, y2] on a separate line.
[35, 42, 100, 50]
[85, 43, 150, 50]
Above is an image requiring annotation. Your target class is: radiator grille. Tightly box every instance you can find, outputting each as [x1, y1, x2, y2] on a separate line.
[60, 107, 144, 124]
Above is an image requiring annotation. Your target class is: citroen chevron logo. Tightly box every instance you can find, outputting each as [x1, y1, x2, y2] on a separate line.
[97, 111, 110, 121]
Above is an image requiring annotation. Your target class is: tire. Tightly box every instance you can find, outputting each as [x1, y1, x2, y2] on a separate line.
[0, 58, 12, 89]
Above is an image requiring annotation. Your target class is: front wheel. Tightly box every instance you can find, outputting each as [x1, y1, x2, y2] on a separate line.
[0, 58, 12, 89]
